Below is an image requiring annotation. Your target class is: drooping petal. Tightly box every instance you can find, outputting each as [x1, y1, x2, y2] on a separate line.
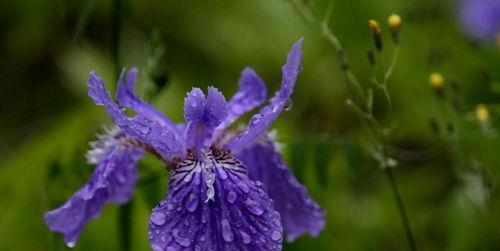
[237, 137, 325, 242]
[214, 68, 267, 134]
[44, 146, 143, 247]
[88, 71, 185, 161]
[226, 38, 303, 152]
[184, 87, 228, 152]
[148, 150, 283, 251]
[116, 68, 182, 138]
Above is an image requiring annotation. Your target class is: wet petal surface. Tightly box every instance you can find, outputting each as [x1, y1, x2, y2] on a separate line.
[226, 39, 303, 152]
[44, 146, 143, 246]
[116, 68, 182, 138]
[184, 87, 228, 152]
[214, 68, 267, 136]
[148, 150, 283, 251]
[88, 71, 185, 161]
[237, 138, 325, 242]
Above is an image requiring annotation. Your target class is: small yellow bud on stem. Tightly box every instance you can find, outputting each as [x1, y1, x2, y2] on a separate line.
[388, 14, 402, 44]
[429, 72, 445, 99]
[429, 72, 444, 89]
[368, 19, 383, 51]
[475, 104, 490, 123]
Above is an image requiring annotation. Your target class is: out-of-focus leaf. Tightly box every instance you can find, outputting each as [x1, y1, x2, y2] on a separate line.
[342, 138, 364, 176]
[290, 138, 307, 183]
[314, 135, 333, 187]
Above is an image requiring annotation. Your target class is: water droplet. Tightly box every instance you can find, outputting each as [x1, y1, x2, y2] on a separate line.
[186, 193, 199, 212]
[270, 230, 283, 242]
[237, 181, 250, 193]
[66, 242, 75, 248]
[199, 235, 206, 242]
[240, 231, 252, 244]
[244, 199, 264, 215]
[217, 168, 228, 180]
[191, 102, 197, 107]
[150, 211, 166, 225]
[174, 232, 191, 247]
[167, 204, 174, 211]
[250, 114, 262, 126]
[226, 191, 237, 204]
[221, 219, 234, 242]
[283, 98, 293, 111]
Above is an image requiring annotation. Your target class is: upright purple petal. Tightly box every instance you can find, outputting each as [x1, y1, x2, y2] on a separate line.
[237, 137, 325, 242]
[88, 71, 186, 162]
[116, 68, 182, 138]
[44, 146, 143, 247]
[148, 150, 283, 251]
[226, 39, 303, 152]
[215, 68, 267, 133]
[184, 87, 228, 152]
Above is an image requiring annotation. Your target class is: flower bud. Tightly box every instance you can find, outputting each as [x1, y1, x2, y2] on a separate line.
[429, 72, 444, 89]
[368, 19, 383, 51]
[475, 104, 490, 123]
[387, 14, 401, 44]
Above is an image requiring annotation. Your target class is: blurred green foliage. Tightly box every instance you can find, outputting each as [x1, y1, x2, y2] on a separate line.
[0, 0, 499, 250]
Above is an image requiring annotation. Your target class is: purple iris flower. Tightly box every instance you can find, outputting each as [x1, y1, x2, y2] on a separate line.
[458, 0, 500, 42]
[44, 38, 325, 250]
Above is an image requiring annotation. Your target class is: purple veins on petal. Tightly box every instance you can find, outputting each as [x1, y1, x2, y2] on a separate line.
[87, 71, 186, 162]
[44, 145, 143, 247]
[237, 136, 325, 242]
[184, 87, 228, 152]
[226, 38, 303, 152]
[148, 150, 283, 251]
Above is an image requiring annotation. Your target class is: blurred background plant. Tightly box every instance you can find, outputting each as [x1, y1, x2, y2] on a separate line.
[0, 0, 499, 250]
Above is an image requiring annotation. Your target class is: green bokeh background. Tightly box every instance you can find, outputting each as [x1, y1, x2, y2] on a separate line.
[0, 0, 499, 250]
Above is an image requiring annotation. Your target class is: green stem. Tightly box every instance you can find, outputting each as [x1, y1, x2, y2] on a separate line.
[111, 1, 131, 250]
[119, 202, 133, 251]
[385, 168, 417, 251]
[111, 0, 123, 80]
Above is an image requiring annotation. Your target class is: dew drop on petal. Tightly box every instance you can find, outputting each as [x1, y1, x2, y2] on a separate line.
[226, 191, 237, 204]
[151, 211, 166, 225]
[221, 219, 234, 242]
[270, 230, 283, 242]
[237, 181, 250, 193]
[186, 193, 199, 212]
[244, 199, 264, 215]
[240, 231, 252, 244]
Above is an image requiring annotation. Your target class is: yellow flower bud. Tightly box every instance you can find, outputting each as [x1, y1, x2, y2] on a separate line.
[475, 104, 490, 123]
[368, 19, 383, 51]
[368, 20, 381, 34]
[388, 14, 401, 30]
[429, 72, 444, 89]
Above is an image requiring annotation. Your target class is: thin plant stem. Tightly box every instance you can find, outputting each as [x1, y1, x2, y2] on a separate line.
[288, 1, 416, 249]
[119, 201, 133, 251]
[385, 168, 417, 251]
[111, 0, 123, 80]
[110, 0, 132, 250]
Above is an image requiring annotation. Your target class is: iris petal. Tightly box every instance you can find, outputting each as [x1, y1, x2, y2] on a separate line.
[184, 87, 228, 152]
[116, 68, 182, 138]
[148, 150, 283, 251]
[237, 137, 325, 241]
[226, 38, 303, 152]
[44, 146, 143, 246]
[213, 68, 267, 139]
[88, 71, 185, 162]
